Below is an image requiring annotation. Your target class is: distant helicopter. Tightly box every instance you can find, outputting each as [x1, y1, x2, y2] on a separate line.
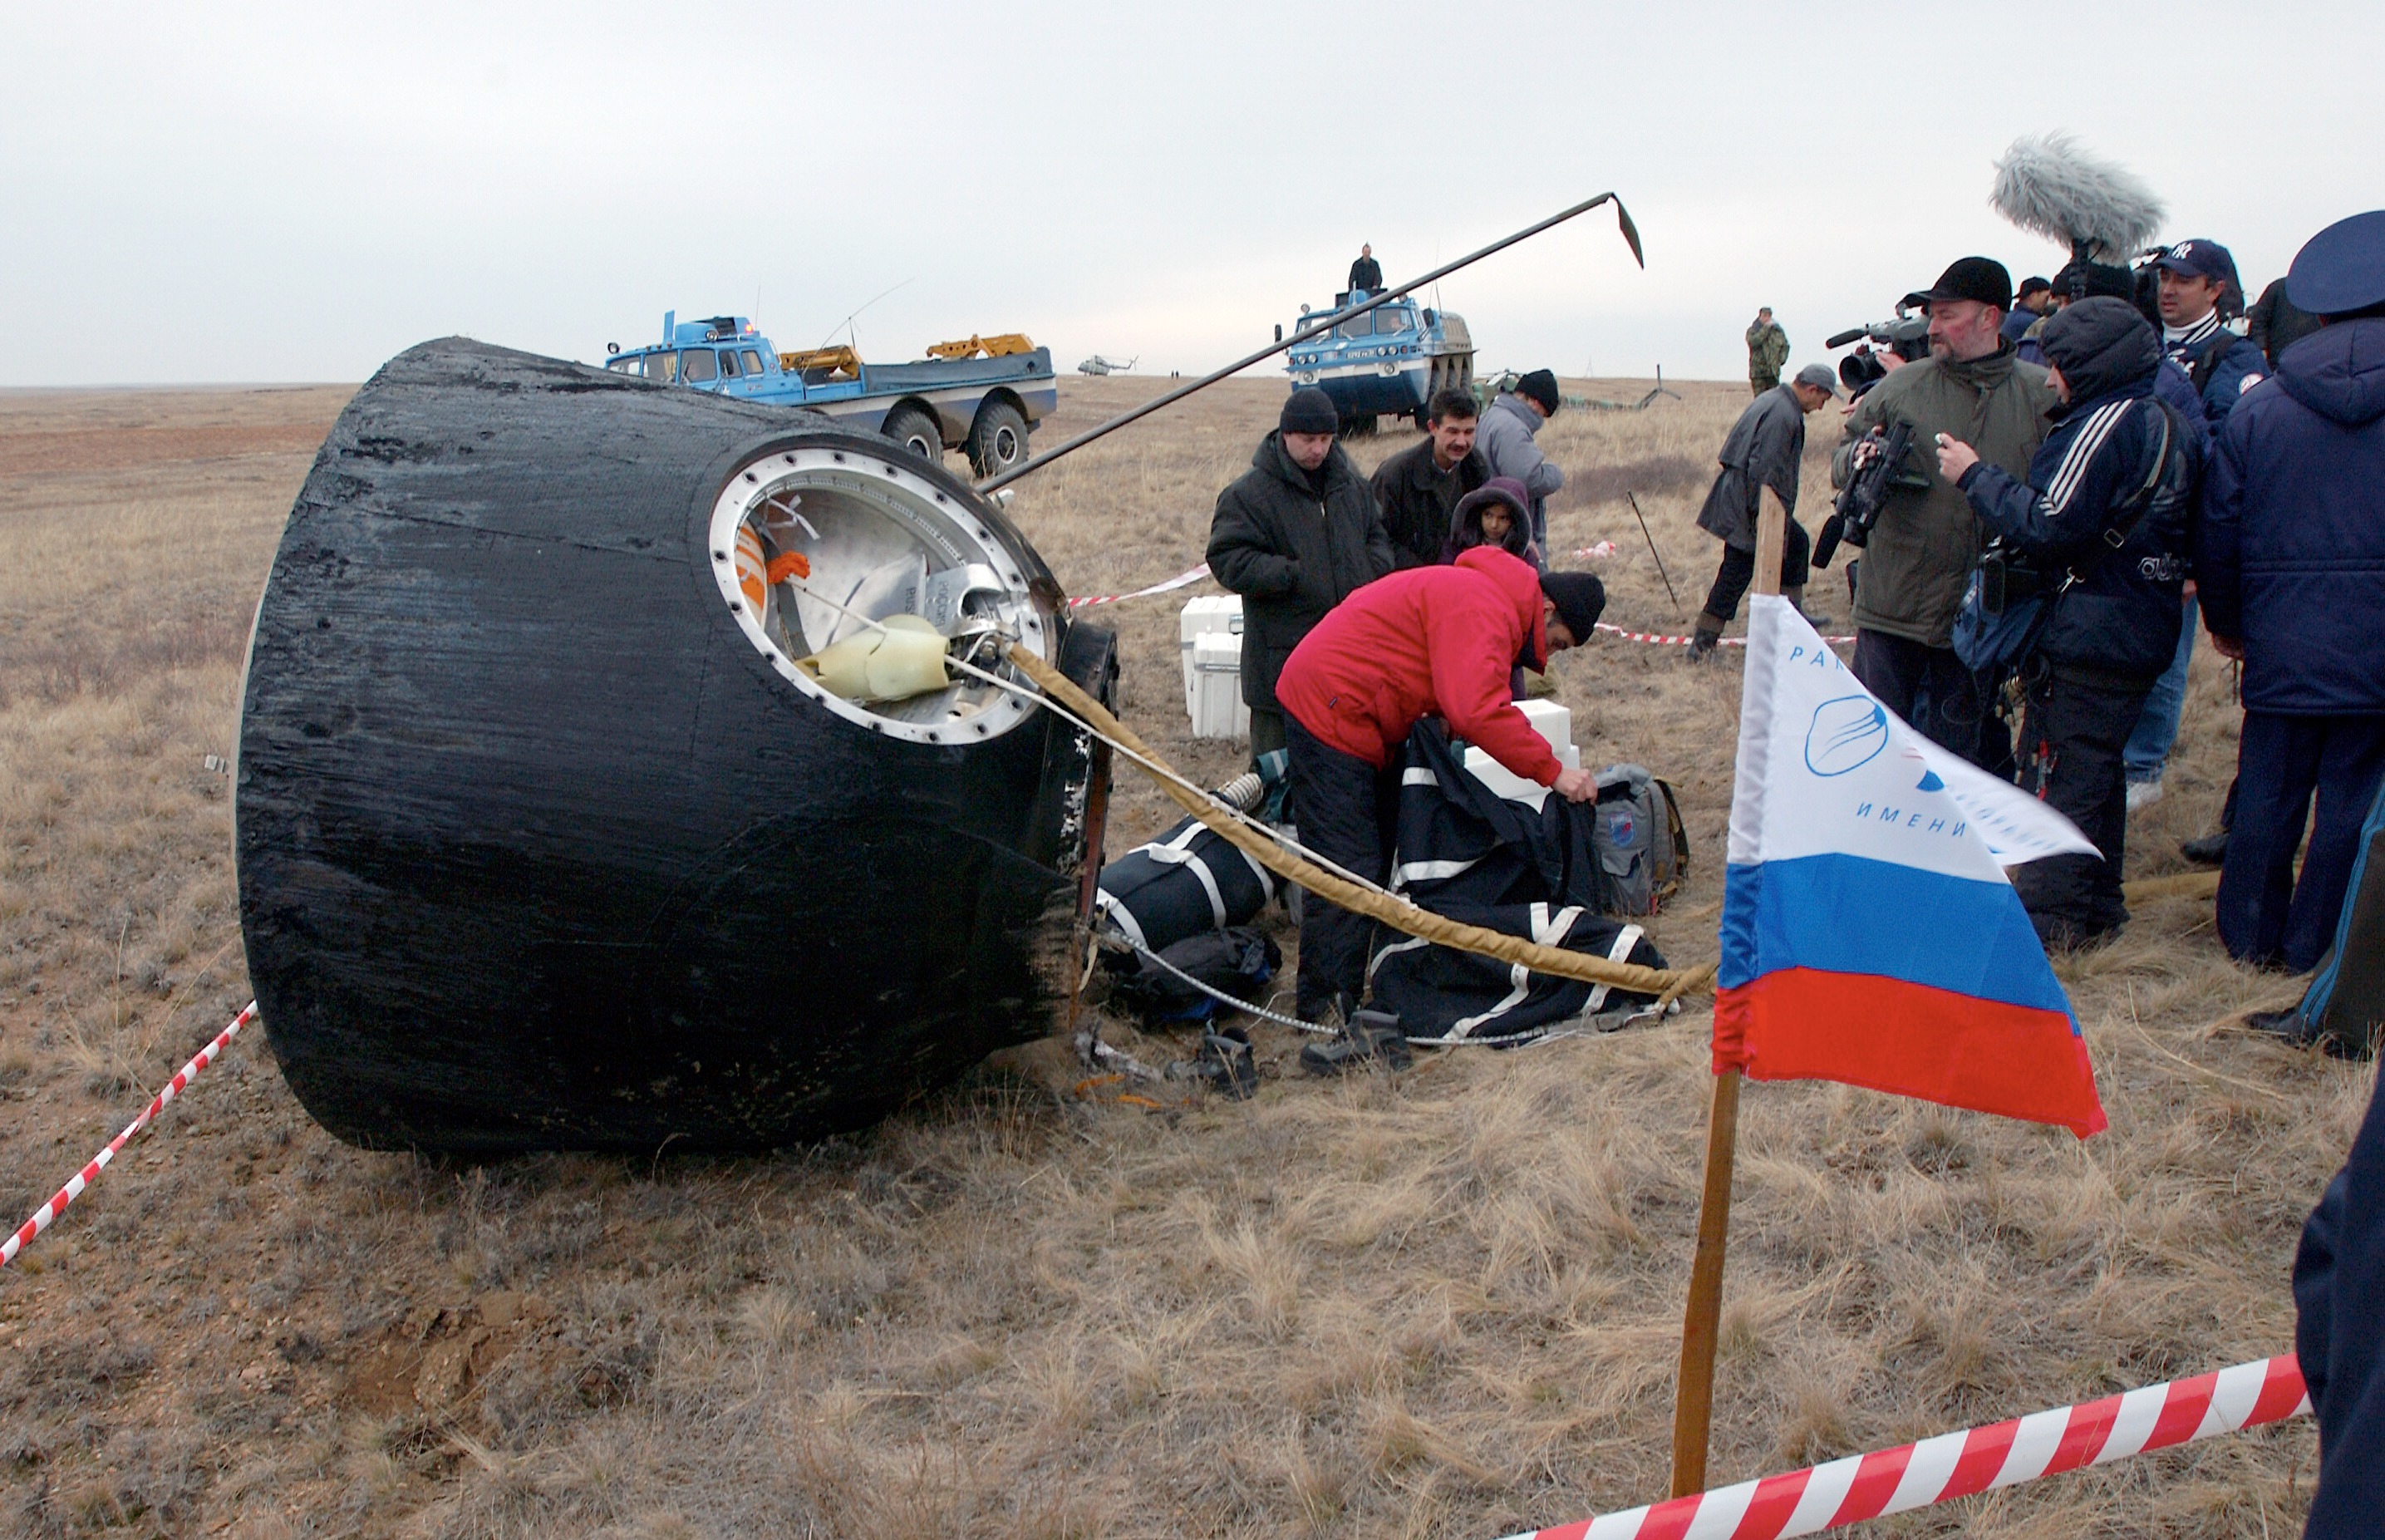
[1075, 355, 1137, 376]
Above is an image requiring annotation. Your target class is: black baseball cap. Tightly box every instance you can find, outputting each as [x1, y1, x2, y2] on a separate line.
[1916, 257, 2014, 312]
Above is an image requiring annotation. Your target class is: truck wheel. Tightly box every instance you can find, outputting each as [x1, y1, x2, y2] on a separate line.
[966, 401, 1030, 479]
[882, 405, 942, 461]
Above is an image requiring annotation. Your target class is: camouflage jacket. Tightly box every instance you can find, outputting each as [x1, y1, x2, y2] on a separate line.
[1746, 320, 1790, 377]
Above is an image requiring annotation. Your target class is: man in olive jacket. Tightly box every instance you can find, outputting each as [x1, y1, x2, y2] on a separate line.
[1832, 258, 2057, 766]
[1207, 386, 1397, 760]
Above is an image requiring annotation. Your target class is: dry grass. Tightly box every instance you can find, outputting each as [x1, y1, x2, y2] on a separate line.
[0, 375, 2357, 1538]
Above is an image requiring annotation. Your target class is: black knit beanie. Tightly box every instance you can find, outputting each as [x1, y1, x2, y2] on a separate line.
[1280, 387, 1339, 435]
[1518, 369, 1561, 415]
[1540, 571, 1606, 644]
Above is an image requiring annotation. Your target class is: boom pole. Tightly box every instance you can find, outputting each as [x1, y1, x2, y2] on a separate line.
[976, 193, 1644, 493]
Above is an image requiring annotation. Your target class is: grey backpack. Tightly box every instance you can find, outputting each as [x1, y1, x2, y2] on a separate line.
[1589, 765, 1689, 916]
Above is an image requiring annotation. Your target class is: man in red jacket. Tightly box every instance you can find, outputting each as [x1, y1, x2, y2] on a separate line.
[1275, 546, 1606, 1021]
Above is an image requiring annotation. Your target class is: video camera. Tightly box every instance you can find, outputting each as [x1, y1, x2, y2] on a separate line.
[1812, 419, 1915, 569]
[1826, 312, 1930, 399]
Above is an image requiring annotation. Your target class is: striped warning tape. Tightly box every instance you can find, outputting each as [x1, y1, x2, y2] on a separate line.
[1067, 563, 1212, 608]
[2, 1002, 255, 1269]
[1595, 622, 1856, 648]
[1493, 1352, 2308, 1540]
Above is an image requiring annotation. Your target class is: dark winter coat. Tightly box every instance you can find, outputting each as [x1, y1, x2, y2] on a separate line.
[1348, 255, 1383, 293]
[2295, 1068, 2385, 1536]
[1833, 342, 2058, 647]
[1370, 436, 1488, 569]
[1958, 377, 2196, 680]
[1697, 383, 1807, 549]
[1207, 432, 1396, 711]
[2199, 319, 2385, 716]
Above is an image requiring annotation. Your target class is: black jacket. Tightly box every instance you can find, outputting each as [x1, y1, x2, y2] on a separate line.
[1958, 376, 2197, 680]
[1207, 433, 1394, 711]
[1370, 437, 1488, 568]
[1348, 255, 1383, 293]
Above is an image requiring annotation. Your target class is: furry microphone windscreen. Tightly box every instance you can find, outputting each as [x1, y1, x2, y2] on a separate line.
[1990, 132, 2167, 261]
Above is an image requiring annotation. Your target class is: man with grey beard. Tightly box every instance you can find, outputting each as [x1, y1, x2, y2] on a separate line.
[1833, 257, 2058, 767]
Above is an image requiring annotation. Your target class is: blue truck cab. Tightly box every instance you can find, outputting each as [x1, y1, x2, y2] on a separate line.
[1284, 291, 1473, 434]
[603, 312, 1058, 478]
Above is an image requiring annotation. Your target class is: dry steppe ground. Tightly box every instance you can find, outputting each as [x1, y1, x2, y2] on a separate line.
[0, 370, 2368, 1538]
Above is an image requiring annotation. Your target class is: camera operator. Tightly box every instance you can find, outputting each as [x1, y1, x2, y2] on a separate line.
[1935, 298, 2197, 948]
[1833, 258, 2058, 767]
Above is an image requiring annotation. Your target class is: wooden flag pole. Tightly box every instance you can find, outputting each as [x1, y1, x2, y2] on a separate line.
[1667, 486, 1787, 1497]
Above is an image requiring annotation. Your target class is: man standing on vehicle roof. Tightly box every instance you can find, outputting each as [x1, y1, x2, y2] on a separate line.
[1273, 549, 1606, 1026]
[1370, 388, 1489, 569]
[1348, 244, 1383, 295]
[1207, 386, 1396, 767]
[1477, 370, 1565, 571]
[1833, 257, 2057, 770]
[1746, 308, 1790, 396]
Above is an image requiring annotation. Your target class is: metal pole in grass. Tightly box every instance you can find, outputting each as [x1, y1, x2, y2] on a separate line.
[1666, 486, 1785, 1494]
[975, 193, 1645, 494]
[1627, 491, 1682, 614]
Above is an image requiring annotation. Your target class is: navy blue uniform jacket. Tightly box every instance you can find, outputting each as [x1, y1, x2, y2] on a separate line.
[2297, 1070, 2385, 1534]
[2200, 319, 2385, 715]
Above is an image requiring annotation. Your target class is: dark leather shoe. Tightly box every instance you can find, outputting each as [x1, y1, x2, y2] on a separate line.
[2182, 829, 2230, 866]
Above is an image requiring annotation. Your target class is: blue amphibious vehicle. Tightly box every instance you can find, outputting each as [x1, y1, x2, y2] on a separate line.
[1284, 290, 1473, 432]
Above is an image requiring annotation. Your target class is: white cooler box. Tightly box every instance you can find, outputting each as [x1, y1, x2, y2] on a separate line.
[1182, 595, 1250, 740]
[1189, 632, 1252, 740]
[1463, 699, 1580, 809]
[1180, 595, 1243, 701]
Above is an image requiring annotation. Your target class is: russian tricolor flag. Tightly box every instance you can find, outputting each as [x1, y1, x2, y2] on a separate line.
[1715, 597, 2107, 1137]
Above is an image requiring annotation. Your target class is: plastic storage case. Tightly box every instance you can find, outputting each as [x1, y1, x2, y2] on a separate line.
[1462, 699, 1580, 809]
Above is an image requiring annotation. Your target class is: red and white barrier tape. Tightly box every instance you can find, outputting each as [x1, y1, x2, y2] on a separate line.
[1067, 563, 1212, 608]
[1496, 1352, 2308, 1540]
[1595, 622, 1856, 648]
[2, 1001, 256, 1269]
[1571, 542, 1619, 558]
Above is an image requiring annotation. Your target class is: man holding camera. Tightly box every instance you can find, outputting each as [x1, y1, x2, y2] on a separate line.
[1833, 258, 2058, 767]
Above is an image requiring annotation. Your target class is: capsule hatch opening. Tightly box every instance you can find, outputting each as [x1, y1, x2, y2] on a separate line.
[708, 448, 1050, 745]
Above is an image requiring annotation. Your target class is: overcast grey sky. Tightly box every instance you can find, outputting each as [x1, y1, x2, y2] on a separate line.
[6, 2, 2378, 387]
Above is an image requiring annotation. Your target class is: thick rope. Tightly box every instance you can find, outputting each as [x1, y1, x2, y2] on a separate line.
[1006, 642, 1719, 1003]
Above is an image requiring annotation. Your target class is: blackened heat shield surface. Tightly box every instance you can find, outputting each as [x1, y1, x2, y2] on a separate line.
[236, 337, 1112, 1151]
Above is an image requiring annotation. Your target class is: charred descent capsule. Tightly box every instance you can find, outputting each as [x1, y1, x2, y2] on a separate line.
[235, 338, 1114, 1153]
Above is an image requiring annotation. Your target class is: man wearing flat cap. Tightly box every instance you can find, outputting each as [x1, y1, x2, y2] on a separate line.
[1207, 386, 1396, 764]
[1689, 362, 1838, 657]
[1477, 368, 1566, 570]
[1833, 256, 2057, 767]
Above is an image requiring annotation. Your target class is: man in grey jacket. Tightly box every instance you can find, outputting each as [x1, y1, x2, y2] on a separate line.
[1689, 363, 1838, 657]
[1207, 386, 1396, 762]
[1477, 369, 1565, 569]
[1832, 258, 2057, 767]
